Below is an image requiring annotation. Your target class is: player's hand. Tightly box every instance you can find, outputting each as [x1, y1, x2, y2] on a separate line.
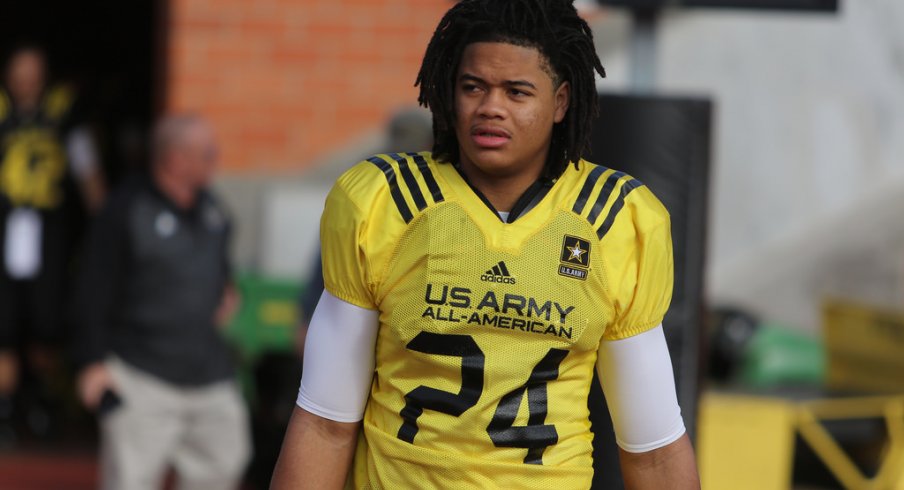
[77, 362, 115, 410]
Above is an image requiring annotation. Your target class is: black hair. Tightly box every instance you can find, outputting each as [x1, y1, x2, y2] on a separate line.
[415, 0, 605, 179]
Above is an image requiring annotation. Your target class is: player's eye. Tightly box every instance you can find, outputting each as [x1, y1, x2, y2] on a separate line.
[508, 88, 530, 98]
[461, 83, 482, 94]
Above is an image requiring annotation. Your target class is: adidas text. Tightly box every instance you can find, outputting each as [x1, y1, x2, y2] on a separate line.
[480, 274, 516, 284]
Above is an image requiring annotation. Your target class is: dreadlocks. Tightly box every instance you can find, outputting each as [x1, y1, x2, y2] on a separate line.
[416, 0, 606, 179]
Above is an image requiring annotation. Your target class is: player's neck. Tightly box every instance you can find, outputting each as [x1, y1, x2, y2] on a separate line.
[487, 185, 530, 213]
[459, 163, 544, 213]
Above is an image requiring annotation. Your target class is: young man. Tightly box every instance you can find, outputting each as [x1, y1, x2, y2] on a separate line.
[272, 1, 700, 488]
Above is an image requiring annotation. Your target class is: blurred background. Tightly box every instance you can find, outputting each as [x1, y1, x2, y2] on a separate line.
[1, 0, 903, 488]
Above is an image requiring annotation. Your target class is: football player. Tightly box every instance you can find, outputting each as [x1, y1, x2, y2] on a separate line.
[272, 1, 700, 488]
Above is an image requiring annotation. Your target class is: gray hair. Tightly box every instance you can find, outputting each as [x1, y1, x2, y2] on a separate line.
[151, 113, 205, 165]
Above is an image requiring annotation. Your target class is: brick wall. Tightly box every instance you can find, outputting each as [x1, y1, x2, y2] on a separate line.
[165, 0, 450, 172]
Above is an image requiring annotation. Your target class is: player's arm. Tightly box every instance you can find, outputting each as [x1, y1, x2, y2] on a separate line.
[272, 407, 359, 490]
[596, 325, 700, 490]
[271, 290, 379, 490]
[619, 434, 698, 490]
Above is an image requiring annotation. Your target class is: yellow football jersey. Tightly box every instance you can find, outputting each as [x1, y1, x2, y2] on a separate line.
[321, 152, 673, 489]
[0, 85, 74, 209]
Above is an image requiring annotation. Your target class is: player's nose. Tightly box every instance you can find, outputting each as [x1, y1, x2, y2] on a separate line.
[476, 89, 507, 119]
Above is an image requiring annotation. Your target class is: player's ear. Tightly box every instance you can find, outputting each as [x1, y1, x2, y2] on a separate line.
[553, 81, 570, 123]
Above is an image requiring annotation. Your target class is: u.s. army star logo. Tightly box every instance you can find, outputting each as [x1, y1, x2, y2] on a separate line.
[567, 243, 586, 262]
[559, 235, 591, 280]
[560, 235, 590, 267]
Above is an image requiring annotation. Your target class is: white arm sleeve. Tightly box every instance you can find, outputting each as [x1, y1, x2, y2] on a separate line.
[596, 325, 686, 453]
[296, 290, 380, 423]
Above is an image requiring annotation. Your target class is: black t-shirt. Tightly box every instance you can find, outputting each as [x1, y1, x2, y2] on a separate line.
[71, 175, 235, 386]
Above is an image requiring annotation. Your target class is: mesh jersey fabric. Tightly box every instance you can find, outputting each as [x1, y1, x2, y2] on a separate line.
[320, 152, 674, 489]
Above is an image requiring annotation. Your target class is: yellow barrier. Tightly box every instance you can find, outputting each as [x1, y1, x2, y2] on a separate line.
[699, 393, 904, 490]
[699, 394, 796, 490]
[824, 300, 904, 394]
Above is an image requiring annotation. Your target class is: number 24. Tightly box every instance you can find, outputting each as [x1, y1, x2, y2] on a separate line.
[397, 331, 568, 465]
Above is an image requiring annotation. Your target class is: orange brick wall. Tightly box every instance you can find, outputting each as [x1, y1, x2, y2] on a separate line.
[165, 0, 450, 172]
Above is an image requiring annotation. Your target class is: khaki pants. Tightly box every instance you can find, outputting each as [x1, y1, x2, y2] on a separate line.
[100, 358, 251, 490]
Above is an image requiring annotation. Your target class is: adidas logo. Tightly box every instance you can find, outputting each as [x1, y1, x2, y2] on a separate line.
[480, 261, 516, 284]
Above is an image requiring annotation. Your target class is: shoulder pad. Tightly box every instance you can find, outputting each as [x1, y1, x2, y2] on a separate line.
[570, 163, 649, 240]
[341, 152, 446, 225]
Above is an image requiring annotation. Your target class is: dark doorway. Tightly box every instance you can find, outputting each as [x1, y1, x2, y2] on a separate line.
[1, 0, 163, 183]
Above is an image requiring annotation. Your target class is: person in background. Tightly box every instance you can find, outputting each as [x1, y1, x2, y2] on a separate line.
[0, 45, 104, 445]
[72, 114, 249, 490]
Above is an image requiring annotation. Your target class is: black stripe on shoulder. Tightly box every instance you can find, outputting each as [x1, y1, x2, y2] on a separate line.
[409, 153, 445, 204]
[388, 153, 427, 211]
[586, 171, 626, 225]
[572, 165, 607, 214]
[367, 156, 414, 223]
[596, 179, 643, 240]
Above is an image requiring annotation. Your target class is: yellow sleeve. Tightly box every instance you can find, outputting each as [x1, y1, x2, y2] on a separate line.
[602, 186, 674, 340]
[320, 180, 377, 310]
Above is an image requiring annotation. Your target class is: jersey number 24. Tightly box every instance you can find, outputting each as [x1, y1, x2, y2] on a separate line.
[397, 331, 569, 465]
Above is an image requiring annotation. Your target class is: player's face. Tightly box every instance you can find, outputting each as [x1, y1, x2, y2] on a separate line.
[454, 42, 569, 187]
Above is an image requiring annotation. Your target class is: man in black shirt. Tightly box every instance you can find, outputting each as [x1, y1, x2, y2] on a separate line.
[73, 114, 249, 490]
